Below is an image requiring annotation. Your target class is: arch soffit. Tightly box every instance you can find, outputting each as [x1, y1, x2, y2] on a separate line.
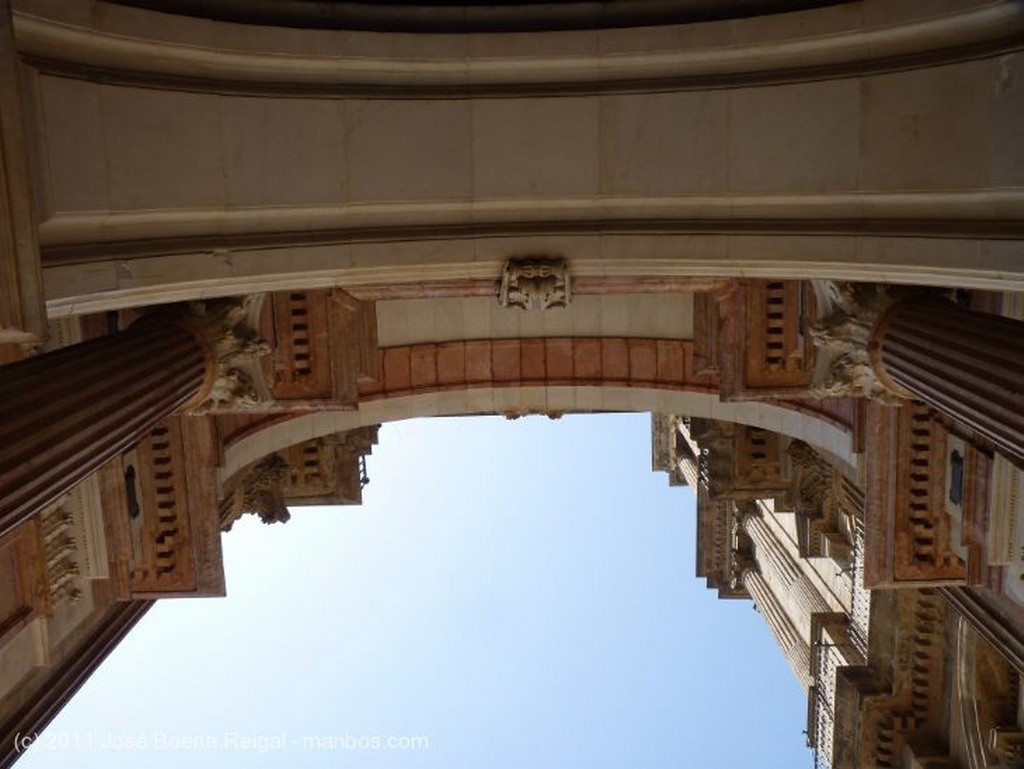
[217, 386, 857, 493]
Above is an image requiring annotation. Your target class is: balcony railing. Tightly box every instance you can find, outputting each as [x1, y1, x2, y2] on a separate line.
[848, 521, 871, 658]
[810, 642, 843, 769]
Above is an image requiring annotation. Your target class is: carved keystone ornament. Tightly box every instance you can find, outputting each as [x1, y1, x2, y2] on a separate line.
[497, 258, 571, 311]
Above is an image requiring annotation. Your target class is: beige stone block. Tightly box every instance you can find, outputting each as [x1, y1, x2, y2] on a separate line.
[600, 91, 728, 195]
[100, 86, 225, 210]
[990, 53, 1024, 187]
[328, 30, 469, 60]
[463, 296, 494, 340]
[569, 295, 600, 337]
[572, 387, 605, 412]
[460, 387, 497, 415]
[346, 99, 471, 202]
[509, 305, 542, 338]
[472, 234, 600, 265]
[472, 97, 600, 198]
[543, 386, 577, 414]
[729, 2, 861, 44]
[349, 238, 478, 273]
[597, 386, 630, 412]
[467, 29, 597, 58]
[210, 21, 341, 56]
[490, 386, 526, 413]
[657, 292, 693, 339]
[596, 295, 628, 336]
[535, 304, 574, 336]
[432, 297, 468, 342]
[311, 410, 344, 441]
[597, 20, 731, 57]
[729, 80, 859, 194]
[42, 262, 119, 306]
[861, 60, 996, 191]
[88, 1, 218, 47]
[286, 415, 317, 445]
[372, 396, 416, 422]
[38, 76, 108, 212]
[860, 0, 990, 27]
[407, 393, 444, 418]
[221, 97, 345, 207]
[15, 0, 94, 25]
[516, 386, 550, 412]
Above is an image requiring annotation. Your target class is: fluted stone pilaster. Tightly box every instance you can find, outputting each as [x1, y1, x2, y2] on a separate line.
[741, 506, 832, 623]
[741, 566, 813, 689]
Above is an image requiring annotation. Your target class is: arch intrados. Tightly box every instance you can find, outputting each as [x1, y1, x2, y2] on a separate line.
[218, 386, 856, 492]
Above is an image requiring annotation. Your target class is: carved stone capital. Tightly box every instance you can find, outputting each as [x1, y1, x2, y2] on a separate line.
[807, 280, 903, 402]
[786, 440, 838, 515]
[729, 549, 758, 590]
[224, 454, 291, 530]
[497, 257, 570, 311]
[733, 499, 762, 529]
[175, 296, 271, 412]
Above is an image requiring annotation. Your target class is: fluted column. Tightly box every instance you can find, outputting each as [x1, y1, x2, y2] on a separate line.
[741, 506, 832, 634]
[0, 317, 210, 537]
[741, 565, 813, 689]
[870, 297, 1024, 463]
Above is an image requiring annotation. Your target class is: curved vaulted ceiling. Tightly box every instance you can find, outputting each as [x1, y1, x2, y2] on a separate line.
[105, 0, 852, 33]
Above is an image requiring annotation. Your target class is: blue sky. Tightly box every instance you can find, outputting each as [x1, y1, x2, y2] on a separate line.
[18, 413, 810, 768]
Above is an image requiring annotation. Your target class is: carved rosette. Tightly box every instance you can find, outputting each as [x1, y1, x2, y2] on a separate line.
[497, 258, 571, 311]
[178, 296, 271, 412]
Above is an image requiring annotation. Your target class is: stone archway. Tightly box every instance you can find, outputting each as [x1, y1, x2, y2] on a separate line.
[0, 1, 1023, 766]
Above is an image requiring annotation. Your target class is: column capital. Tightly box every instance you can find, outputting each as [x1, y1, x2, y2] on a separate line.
[729, 549, 759, 590]
[808, 280, 913, 402]
[733, 499, 763, 529]
[163, 296, 271, 412]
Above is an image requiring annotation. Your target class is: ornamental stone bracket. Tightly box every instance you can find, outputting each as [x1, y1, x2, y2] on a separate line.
[223, 454, 291, 531]
[179, 296, 272, 412]
[807, 280, 899, 402]
[503, 409, 565, 420]
[40, 503, 82, 607]
[496, 257, 570, 311]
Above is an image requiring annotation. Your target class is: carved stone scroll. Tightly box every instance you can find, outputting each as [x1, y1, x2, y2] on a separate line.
[496, 258, 570, 311]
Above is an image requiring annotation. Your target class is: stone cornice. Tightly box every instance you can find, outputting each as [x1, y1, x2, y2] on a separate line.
[14, 4, 1024, 97]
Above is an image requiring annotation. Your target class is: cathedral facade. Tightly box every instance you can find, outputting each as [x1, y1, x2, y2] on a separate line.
[0, 1, 1023, 766]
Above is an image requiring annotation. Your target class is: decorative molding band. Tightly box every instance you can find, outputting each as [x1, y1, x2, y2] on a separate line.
[357, 337, 719, 402]
[345, 276, 724, 301]
[13, 5, 1024, 98]
[38, 191, 1024, 255]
